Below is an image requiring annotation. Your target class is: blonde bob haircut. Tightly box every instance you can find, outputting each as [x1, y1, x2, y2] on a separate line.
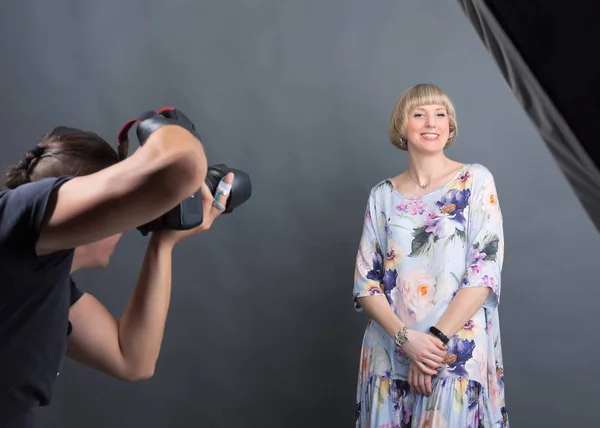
[389, 83, 458, 151]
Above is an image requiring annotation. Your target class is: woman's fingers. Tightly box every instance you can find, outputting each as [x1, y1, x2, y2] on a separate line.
[417, 361, 438, 376]
[424, 373, 432, 396]
[409, 363, 437, 396]
[429, 350, 445, 363]
[430, 337, 449, 353]
[422, 357, 442, 370]
[432, 344, 448, 357]
[407, 364, 414, 393]
[418, 371, 427, 396]
[409, 365, 421, 395]
[424, 350, 444, 364]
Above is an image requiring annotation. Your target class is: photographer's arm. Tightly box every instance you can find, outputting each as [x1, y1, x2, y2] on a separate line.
[66, 233, 174, 381]
[36, 124, 207, 255]
[65, 175, 233, 381]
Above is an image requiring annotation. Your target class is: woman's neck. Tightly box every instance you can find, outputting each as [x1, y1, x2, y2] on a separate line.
[407, 152, 449, 184]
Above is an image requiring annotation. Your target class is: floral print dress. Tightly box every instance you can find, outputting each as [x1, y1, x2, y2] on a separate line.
[353, 163, 509, 428]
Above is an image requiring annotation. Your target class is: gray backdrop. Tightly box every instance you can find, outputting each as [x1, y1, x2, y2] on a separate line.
[1, 0, 598, 427]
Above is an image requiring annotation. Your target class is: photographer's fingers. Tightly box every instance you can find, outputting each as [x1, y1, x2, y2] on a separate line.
[210, 173, 234, 217]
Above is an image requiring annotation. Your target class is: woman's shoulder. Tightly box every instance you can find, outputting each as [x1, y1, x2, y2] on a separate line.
[462, 162, 496, 179]
[454, 163, 497, 191]
[367, 178, 396, 200]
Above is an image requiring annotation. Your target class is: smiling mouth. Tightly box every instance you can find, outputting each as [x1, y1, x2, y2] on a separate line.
[421, 133, 439, 140]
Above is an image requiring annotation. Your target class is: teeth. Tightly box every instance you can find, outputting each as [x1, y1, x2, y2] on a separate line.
[422, 133, 438, 138]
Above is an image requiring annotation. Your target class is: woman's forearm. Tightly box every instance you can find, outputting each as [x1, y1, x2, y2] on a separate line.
[434, 287, 490, 338]
[117, 233, 175, 376]
[356, 294, 406, 338]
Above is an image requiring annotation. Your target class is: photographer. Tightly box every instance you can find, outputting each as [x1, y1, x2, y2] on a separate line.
[0, 117, 234, 427]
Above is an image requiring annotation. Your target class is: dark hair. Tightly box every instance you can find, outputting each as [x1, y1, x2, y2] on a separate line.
[3, 126, 119, 190]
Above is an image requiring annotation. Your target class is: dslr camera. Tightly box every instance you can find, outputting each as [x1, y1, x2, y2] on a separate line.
[117, 107, 252, 236]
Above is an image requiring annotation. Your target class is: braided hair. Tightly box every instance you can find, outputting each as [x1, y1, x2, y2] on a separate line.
[3, 126, 119, 190]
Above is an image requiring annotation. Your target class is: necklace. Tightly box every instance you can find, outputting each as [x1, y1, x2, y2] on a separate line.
[409, 157, 448, 189]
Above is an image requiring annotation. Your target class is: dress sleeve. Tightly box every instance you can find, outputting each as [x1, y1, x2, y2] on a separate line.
[459, 167, 504, 310]
[353, 191, 385, 311]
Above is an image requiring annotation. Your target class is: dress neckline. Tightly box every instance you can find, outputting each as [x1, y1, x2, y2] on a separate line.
[386, 164, 470, 200]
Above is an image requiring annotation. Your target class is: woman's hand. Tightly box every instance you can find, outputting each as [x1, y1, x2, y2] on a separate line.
[152, 172, 234, 247]
[408, 361, 433, 396]
[400, 329, 447, 375]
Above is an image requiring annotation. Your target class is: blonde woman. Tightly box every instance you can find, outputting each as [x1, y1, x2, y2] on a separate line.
[353, 83, 509, 427]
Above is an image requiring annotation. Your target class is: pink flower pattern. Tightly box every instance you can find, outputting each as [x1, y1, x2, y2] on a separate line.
[353, 164, 508, 427]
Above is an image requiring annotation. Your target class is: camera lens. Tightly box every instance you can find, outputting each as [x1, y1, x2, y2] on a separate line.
[205, 166, 226, 195]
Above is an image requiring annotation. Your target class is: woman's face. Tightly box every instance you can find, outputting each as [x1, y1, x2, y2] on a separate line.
[404, 103, 450, 154]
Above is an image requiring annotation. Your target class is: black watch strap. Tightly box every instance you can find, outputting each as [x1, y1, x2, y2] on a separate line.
[429, 326, 449, 345]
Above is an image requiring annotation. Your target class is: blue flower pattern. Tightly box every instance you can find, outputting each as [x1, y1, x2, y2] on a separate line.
[353, 164, 509, 428]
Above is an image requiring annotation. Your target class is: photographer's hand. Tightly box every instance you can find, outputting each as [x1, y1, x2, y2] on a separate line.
[153, 172, 234, 247]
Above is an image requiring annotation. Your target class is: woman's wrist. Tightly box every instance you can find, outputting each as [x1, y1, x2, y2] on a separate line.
[429, 325, 450, 346]
[393, 325, 419, 349]
[393, 325, 409, 348]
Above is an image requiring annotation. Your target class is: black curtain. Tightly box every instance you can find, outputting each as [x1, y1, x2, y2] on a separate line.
[457, 0, 600, 232]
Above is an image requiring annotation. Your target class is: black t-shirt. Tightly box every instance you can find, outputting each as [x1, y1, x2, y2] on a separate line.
[0, 176, 84, 425]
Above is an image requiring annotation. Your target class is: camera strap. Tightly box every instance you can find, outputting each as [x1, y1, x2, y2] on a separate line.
[117, 106, 176, 161]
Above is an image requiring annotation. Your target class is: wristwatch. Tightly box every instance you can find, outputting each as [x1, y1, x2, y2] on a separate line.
[429, 326, 449, 346]
[394, 326, 409, 348]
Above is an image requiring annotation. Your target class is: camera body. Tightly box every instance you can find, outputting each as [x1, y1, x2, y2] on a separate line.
[117, 107, 252, 236]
